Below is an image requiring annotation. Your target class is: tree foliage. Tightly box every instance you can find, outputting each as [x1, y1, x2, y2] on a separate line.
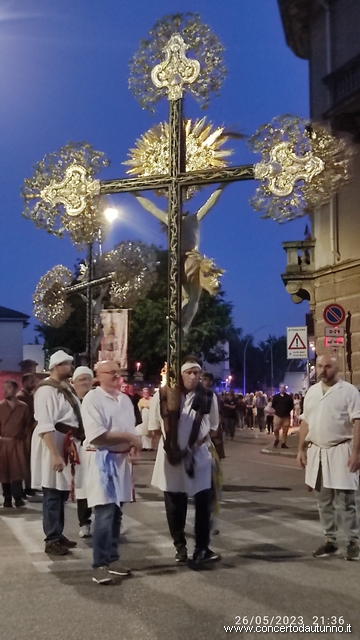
[36, 245, 297, 386]
[36, 246, 237, 379]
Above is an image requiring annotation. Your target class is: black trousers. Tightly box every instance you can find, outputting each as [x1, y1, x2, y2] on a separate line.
[245, 408, 254, 428]
[77, 498, 92, 527]
[164, 488, 212, 552]
[2, 481, 23, 502]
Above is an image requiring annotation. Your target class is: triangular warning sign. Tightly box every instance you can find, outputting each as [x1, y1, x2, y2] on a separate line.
[288, 332, 307, 350]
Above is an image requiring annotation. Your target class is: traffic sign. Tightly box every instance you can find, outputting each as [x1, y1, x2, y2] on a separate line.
[325, 326, 344, 337]
[287, 326, 308, 359]
[323, 303, 345, 325]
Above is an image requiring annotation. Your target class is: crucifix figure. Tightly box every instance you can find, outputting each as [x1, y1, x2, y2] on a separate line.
[133, 185, 225, 332]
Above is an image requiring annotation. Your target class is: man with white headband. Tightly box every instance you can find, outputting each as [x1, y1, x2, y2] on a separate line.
[148, 356, 220, 567]
[31, 350, 83, 556]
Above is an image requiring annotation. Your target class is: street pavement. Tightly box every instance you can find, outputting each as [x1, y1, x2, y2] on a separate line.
[0, 429, 359, 640]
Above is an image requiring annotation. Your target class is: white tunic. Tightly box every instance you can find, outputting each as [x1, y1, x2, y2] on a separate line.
[81, 387, 136, 508]
[31, 383, 82, 491]
[148, 389, 219, 496]
[302, 379, 360, 490]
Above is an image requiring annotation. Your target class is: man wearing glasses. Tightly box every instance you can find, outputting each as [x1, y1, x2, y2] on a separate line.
[81, 360, 142, 584]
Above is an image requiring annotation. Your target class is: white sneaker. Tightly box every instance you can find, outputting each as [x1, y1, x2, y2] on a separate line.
[120, 524, 128, 536]
[108, 560, 132, 576]
[79, 524, 91, 538]
[92, 566, 113, 585]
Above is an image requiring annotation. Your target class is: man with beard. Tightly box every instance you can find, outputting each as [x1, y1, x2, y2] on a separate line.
[148, 356, 220, 567]
[298, 355, 360, 561]
[32, 350, 83, 556]
[0, 380, 30, 508]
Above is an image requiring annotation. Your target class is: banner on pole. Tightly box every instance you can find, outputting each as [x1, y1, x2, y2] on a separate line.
[287, 326, 308, 359]
[98, 309, 128, 369]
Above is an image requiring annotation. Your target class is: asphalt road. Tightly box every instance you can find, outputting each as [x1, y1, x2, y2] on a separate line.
[0, 429, 359, 640]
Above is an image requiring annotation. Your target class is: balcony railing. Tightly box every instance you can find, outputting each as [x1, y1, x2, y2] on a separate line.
[282, 240, 315, 273]
[323, 53, 360, 110]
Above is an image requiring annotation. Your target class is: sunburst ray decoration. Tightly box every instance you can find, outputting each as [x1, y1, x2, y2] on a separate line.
[33, 265, 74, 328]
[123, 117, 233, 199]
[248, 114, 356, 222]
[98, 241, 158, 308]
[129, 13, 226, 111]
[21, 141, 110, 248]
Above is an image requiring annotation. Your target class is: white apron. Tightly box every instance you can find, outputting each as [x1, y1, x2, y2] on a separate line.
[31, 426, 82, 491]
[305, 441, 359, 491]
[83, 447, 133, 508]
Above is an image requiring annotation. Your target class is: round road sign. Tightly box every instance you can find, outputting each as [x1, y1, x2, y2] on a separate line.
[323, 303, 345, 325]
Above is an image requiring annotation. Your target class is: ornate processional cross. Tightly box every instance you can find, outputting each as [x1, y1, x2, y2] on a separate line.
[38, 32, 349, 387]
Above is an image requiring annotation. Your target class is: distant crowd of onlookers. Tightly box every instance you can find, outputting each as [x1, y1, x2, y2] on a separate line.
[217, 387, 304, 446]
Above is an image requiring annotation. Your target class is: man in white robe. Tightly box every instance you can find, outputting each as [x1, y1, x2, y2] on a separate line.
[298, 355, 360, 561]
[81, 360, 141, 585]
[72, 366, 94, 539]
[32, 350, 82, 556]
[148, 357, 220, 567]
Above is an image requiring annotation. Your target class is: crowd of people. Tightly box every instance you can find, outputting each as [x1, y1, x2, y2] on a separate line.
[218, 386, 303, 448]
[0, 352, 224, 583]
[0, 351, 360, 583]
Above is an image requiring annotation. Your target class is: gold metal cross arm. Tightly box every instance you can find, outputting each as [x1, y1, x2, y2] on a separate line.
[98, 164, 255, 196]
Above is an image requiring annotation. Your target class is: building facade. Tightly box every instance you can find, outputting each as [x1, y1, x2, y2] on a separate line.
[0, 306, 30, 372]
[278, 0, 360, 385]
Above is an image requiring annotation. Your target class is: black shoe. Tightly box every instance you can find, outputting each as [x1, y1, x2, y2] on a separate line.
[15, 498, 26, 508]
[25, 489, 36, 497]
[190, 548, 221, 567]
[175, 546, 188, 563]
[273, 439, 279, 448]
[60, 535, 77, 549]
[345, 541, 360, 561]
[281, 443, 289, 449]
[45, 541, 70, 556]
[3, 499, 12, 508]
[313, 541, 339, 558]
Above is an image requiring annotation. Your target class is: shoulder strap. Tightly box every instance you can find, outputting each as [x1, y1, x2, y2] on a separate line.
[37, 379, 84, 439]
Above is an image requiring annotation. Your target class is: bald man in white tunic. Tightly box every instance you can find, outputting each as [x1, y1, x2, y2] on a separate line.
[298, 355, 360, 561]
[81, 360, 141, 585]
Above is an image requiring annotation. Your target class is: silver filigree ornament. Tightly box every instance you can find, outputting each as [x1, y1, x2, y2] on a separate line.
[151, 33, 200, 100]
[248, 114, 356, 222]
[254, 141, 325, 197]
[129, 13, 226, 111]
[96, 242, 158, 309]
[40, 164, 100, 217]
[33, 265, 74, 328]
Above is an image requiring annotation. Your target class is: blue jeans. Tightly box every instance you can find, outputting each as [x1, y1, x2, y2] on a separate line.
[93, 503, 122, 568]
[42, 487, 69, 543]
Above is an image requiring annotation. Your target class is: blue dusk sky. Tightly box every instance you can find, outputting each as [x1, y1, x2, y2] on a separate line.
[0, 0, 310, 345]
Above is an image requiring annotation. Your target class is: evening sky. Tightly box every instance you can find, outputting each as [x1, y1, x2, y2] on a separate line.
[0, 0, 309, 344]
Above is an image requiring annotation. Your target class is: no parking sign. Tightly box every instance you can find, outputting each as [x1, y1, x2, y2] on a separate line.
[323, 304, 345, 326]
